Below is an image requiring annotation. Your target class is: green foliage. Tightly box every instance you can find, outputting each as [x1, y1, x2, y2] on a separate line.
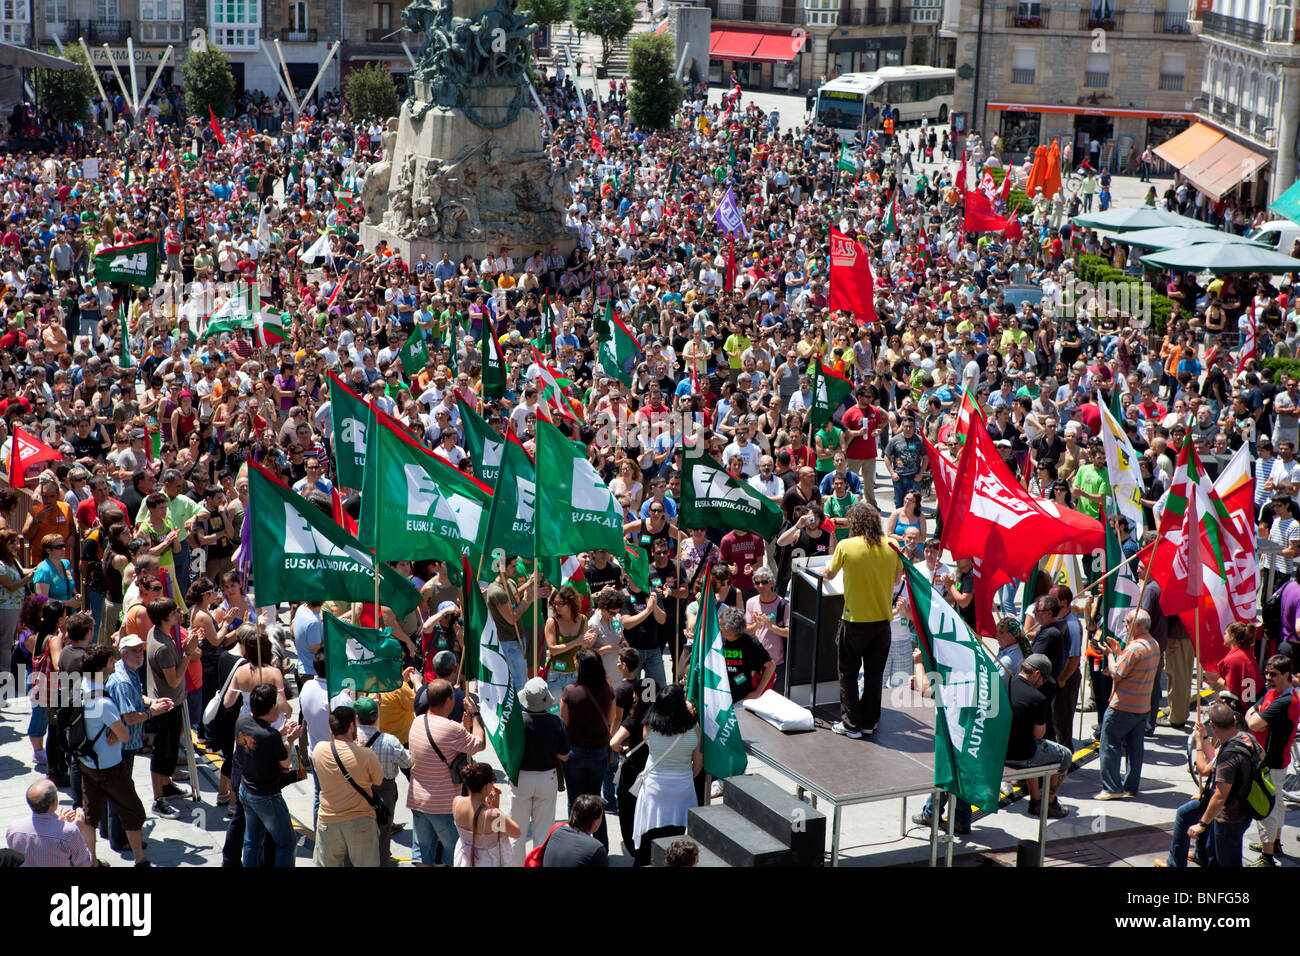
[571, 0, 637, 67]
[987, 168, 1028, 215]
[343, 64, 398, 123]
[627, 32, 682, 130]
[1072, 253, 1174, 333]
[182, 45, 235, 119]
[35, 44, 95, 125]
[1260, 357, 1300, 384]
[520, 0, 572, 31]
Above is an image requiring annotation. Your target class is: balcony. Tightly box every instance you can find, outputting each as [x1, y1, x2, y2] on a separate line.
[838, 2, 907, 24]
[65, 19, 132, 42]
[1201, 11, 1266, 48]
[1005, 6, 1049, 28]
[714, 0, 805, 22]
[277, 28, 317, 41]
[1154, 11, 1188, 33]
[1011, 68, 1035, 83]
[1084, 70, 1109, 87]
[364, 27, 422, 43]
[1079, 10, 1123, 30]
[1158, 72, 1184, 90]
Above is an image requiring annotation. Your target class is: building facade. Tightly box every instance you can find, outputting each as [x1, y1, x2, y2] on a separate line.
[953, 0, 1204, 169]
[1188, 0, 1300, 205]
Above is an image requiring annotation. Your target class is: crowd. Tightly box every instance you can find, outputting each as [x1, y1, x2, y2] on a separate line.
[0, 52, 1294, 869]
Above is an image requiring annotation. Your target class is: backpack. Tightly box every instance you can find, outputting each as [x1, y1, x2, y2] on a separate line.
[524, 823, 566, 868]
[1262, 583, 1287, 644]
[1218, 736, 1276, 822]
[57, 692, 108, 768]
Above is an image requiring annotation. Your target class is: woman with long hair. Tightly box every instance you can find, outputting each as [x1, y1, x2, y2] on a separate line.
[543, 585, 591, 708]
[17, 593, 50, 767]
[0, 529, 31, 676]
[631, 682, 701, 866]
[28, 599, 68, 776]
[451, 761, 522, 867]
[32, 534, 76, 601]
[187, 576, 221, 746]
[886, 489, 926, 545]
[560, 648, 615, 848]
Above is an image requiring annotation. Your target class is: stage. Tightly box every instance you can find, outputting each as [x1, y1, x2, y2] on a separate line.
[738, 701, 1055, 866]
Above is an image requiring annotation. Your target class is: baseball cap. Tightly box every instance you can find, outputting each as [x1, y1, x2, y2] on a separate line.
[351, 696, 379, 722]
[118, 634, 145, 650]
[1024, 653, 1054, 680]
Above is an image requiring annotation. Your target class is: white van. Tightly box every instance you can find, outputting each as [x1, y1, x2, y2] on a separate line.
[1245, 219, 1300, 253]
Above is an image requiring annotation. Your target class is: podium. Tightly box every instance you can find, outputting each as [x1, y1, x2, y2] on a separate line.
[785, 556, 844, 712]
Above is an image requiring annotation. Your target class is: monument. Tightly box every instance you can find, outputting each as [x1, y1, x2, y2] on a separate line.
[359, 0, 573, 263]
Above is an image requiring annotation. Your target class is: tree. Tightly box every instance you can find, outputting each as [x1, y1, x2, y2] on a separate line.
[520, 0, 571, 35]
[182, 44, 235, 119]
[34, 44, 96, 125]
[343, 64, 398, 122]
[570, 0, 637, 70]
[627, 32, 682, 130]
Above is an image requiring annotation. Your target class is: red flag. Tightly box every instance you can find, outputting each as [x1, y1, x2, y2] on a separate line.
[8, 426, 61, 488]
[962, 188, 1010, 233]
[591, 131, 603, 155]
[209, 106, 227, 147]
[828, 226, 877, 324]
[1177, 484, 1207, 600]
[957, 150, 967, 191]
[724, 235, 736, 293]
[1001, 166, 1013, 201]
[1004, 203, 1024, 241]
[1236, 307, 1257, 375]
[945, 415, 1103, 583]
[923, 434, 956, 526]
[331, 485, 358, 537]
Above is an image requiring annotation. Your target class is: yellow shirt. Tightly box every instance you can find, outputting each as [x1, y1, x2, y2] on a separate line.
[826, 537, 902, 623]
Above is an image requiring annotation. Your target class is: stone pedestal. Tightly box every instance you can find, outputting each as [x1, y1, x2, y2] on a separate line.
[668, 2, 711, 86]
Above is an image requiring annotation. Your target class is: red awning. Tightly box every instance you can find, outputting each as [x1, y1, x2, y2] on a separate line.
[751, 31, 807, 63]
[987, 101, 1199, 121]
[709, 28, 762, 60]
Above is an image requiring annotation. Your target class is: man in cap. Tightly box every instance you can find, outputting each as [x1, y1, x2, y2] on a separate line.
[352, 695, 410, 865]
[1004, 654, 1072, 818]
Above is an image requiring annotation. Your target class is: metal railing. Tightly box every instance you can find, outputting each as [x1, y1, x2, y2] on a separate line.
[1080, 10, 1122, 30]
[1084, 70, 1110, 87]
[1201, 11, 1266, 47]
[1158, 72, 1184, 90]
[364, 27, 421, 43]
[1011, 67, 1035, 83]
[282, 28, 316, 41]
[1005, 6, 1049, 28]
[1155, 10, 1188, 32]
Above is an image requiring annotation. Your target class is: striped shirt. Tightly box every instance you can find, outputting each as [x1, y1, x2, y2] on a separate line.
[1255, 457, 1276, 511]
[1268, 516, 1300, 576]
[1109, 636, 1161, 714]
[357, 723, 412, 780]
[406, 714, 484, 815]
[5, 812, 93, 867]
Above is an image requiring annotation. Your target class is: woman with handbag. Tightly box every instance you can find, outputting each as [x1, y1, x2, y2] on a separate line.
[631, 683, 702, 867]
[560, 649, 616, 849]
[510, 677, 569, 866]
[452, 762, 522, 867]
[609, 648, 656, 862]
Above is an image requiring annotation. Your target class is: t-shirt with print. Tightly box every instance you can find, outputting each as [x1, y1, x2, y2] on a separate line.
[234, 712, 289, 796]
[1258, 686, 1299, 769]
[721, 631, 770, 702]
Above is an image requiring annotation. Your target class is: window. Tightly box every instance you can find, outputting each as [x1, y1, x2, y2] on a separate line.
[95, 0, 118, 22]
[883, 47, 902, 66]
[1085, 51, 1109, 87]
[1018, 1, 1042, 16]
[1, 0, 29, 20]
[374, 2, 392, 28]
[1012, 47, 1036, 84]
[140, 0, 183, 41]
[291, 0, 307, 30]
[45, 0, 67, 24]
[1159, 52, 1185, 90]
[911, 0, 941, 22]
[211, 0, 260, 49]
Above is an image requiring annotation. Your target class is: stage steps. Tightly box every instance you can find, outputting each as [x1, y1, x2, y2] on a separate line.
[652, 774, 827, 867]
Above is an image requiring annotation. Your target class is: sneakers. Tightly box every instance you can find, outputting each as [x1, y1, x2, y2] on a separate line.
[910, 811, 968, 834]
[911, 811, 934, 827]
[1027, 799, 1041, 816]
[830, 721, 863, 739]
[1152, 858, 1171, 868]
[1093, 790, 1127, 801]
[1047, 800, 1069, 819]
[1249, 854, 1277, 867]
[134, 860, 151, 868]
[152, 798, 180, 820]
[32, 749, 47, 767]
[161, 783, 186, 799]
[1248, 842, 1284, 857]
[171, 769, 189, 782]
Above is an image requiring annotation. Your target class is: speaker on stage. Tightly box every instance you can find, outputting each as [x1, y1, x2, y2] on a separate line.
[786, 558, 843, 690]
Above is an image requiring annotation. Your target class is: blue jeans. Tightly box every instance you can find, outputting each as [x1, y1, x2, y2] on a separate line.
[86, 589, 104, 636]
[636, 646, 667, 689]
[892, 475, 922, 509]
[1166, 797, 1209, 867]
[239, 784, 296, 867]
[923, 792, 972, 828]
[411, 809, 458, 865]
[501, 640, 529, 698]
[564, 745, 610, 848]
[545, 668, 575, 714]
[1206, 817, 1251, 867]
[1099, 708, 1147, 795]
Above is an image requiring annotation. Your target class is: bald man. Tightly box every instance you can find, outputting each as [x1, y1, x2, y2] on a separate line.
[5, 780, 93, 867]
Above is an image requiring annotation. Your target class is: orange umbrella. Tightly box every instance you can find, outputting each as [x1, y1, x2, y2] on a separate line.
[1024, 144, 1047, 197]
[1043, 139, 1063, 200]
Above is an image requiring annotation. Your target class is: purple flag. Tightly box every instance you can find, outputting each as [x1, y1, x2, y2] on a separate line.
[234, 504, 252, 585]
[714, 185, 749, 238]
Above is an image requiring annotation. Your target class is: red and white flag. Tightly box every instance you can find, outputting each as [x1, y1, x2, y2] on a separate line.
[1236, 307, 1257, 376]
[8, 426, 61, 488]
[828, 226, 877, 324]
[979, 169, 997, 198]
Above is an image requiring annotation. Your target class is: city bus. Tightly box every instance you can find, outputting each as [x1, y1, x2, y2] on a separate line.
[814, 66, 955, 139]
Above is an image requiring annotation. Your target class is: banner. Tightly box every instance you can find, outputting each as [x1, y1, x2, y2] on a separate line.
[810, 362, 852, 430]
[828, 226, 877, 324]
[328, 373, 373, 491]
[482, 430, 537, 563]
[94, 238, 159, 287]
[321, 613, 403, 697]
[714, 184, 749, 238]
[458, 398, 504, 487]
[462, 556, 525, 784]
[685, 571, 748, 779]
[680, 453, 784, 540]
[533, 419, 625, 556]
[397, 329, 429, 377]
[597, 311, 640, 387]
[1098, 394, 1145, 537]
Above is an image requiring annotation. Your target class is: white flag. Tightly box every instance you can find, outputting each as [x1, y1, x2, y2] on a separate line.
[1098, 393, 1145, 538]
[301, 232, 332, 265]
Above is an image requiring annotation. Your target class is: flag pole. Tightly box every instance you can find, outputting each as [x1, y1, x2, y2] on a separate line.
[1194, 600, 1202, 724]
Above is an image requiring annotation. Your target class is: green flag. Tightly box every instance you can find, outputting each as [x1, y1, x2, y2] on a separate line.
[622, 542, 650, 595]
[810, 361, 852, 429]
[94, 237, 159, 287]
[597, 312, 640, 388]
[480, 315, 506, 400]
[461, 556, 525, 785]
[200, 293, 254, 341]
[118, 306, 133, 368]
[901, 558, 1012, 811]
[680, 453, 784, 540]
[594, 298, 613, 340]
[882, 189, 899, 236]
[446, 313, 459, 378]
[397, 329, 429, 377]
[321, 612, 403, 697]
[1102, 517, 1140, 647]
[481, 432, 537, 566]
[534, 419, 625, 557]
[246, 464, 422, 619]
[328, 373, 372, 491]
[685, 571, 747, 779]
[539, 294, 555, 354]
[358, 415, 492, 564]
[458, 398, 504, 487]
[837, 141, 855, 173]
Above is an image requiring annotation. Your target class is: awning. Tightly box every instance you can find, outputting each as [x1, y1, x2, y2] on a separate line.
[0, 41, 78, 71]
[1270, 179, 1300, 226]
[709, 29, 761, 61]
[987, 102, 1199, 121]
[708, 27, 806, 62]
[1152, 121, 1224, 169]
[1179, 136, 1270, 200]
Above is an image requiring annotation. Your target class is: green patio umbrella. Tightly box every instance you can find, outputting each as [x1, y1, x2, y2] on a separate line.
[1117, 226, 1267, 251]
[1139, 242, 1300, 274]
[1072, 206, 1212, 232]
